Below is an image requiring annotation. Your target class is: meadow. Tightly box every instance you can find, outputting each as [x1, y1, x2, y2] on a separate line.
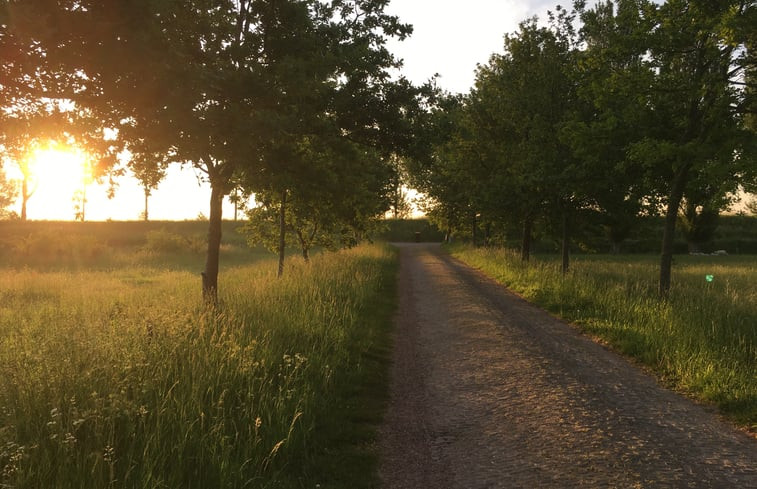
[0, 221, 397, 488]
[3, 218, 755, 488]
[449, 245, 757, 431]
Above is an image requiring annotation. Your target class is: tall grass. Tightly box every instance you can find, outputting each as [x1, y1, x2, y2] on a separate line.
[0, 244, 396, 488]
[0, 220, 270, 271]
[449, 245, 757, 430]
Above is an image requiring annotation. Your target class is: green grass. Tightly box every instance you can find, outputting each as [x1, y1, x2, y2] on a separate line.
[448, 245, 757, 431]
[0, 220, 271, 272]
[0, 224, 398, 488]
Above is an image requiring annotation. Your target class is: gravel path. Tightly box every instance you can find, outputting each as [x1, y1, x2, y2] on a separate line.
[378, 243, 757, 489]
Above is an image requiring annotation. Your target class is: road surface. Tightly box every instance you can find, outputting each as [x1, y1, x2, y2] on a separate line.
[378, 243, 756, 488]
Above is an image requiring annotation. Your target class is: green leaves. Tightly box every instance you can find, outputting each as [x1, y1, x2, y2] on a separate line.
[407, 0, 755, 285]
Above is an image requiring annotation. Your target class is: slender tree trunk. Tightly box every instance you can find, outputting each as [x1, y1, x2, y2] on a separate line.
[561, 211, 570, 275]
[471, 210, 477, 247]
[143, 188, 149, 221]
[296, 229, 310, 262]
[277, 189, 287, 278]
[80, 184, 86, 222]
[659, 165, 689, 298]
[203, 183, 224, 304]
[484, 222, 492, 247]
[521, 217, 532, 262]
[21, 178, 28, 221]
[233, 188, 238, 221]
[446, 210, 454, 243]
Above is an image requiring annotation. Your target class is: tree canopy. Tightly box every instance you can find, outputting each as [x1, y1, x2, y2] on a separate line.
[3, 0, 755, 298]
[407, 0, 756, 295]
[2, 0, 424, 300]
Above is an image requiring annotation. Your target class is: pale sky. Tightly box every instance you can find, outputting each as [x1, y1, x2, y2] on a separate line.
[386, 0, 559, 94]
[14, 0, 563, 221]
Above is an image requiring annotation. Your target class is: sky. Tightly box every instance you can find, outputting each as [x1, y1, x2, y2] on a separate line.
[385, 0, 559, 94]
[12, 0, 565, 221]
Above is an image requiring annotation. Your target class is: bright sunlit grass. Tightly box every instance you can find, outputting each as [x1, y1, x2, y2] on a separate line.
[0, 234, 397, 488]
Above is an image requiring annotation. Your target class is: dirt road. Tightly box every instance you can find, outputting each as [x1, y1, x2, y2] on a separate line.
[378, 243, 756, 489]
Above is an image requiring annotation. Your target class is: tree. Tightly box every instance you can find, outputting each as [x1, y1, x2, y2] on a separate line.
[678, 156, 741, 252]
[129, 147, 170, 222]
[245, 134, 394, 276]
[237, 1, 419, 277]
[679, 202, 719, 253]
[388, 155, 413, 219]
[1, 104, 66, 221]
[570, 0, 655, 254]
[747, 196, 757, 215]
[0, 0, 49, 219]
[405, 92, 483, 244]
[6, 0, 415, 303]
[629, 0, 755, 296]
[0, 163, 17, 219]
[228, 184, 249, 222]
[71, 157, 94, 222]
[1, 2, 121, 221]
[465, 9, 582, 269]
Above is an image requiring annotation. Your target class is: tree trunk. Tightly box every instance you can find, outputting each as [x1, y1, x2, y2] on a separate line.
[296, 229, 310, 262]
[277, 189, 287, 278]
[143, 188, 149, 221]
[80, 185, 86, 222]
[233, 188, 238, 221]
[561, 211, 570, 275]
[21, 178, 28, 221]
[203, 183, 224, 304]
[471, 210, 477, 247]
[521, 217, 532, 262]
[659, 166, 689, 298]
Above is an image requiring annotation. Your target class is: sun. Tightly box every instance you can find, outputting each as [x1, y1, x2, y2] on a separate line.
[20, 143, 93, 220]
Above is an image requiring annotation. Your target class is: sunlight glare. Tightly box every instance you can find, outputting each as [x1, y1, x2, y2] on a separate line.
[24, 143, 92, 220]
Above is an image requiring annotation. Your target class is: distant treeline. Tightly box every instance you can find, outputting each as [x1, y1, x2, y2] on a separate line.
[378, 216, 757, 254]
[0, 220, 247, 250]
[3, 215, 755, 257]
[375, 219, 446, 243]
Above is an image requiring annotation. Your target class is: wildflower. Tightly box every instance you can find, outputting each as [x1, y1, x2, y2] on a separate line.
[62, 432, 76, 446]
[103, 445, 115, 463]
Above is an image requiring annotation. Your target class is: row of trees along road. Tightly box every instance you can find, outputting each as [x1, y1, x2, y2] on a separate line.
[1, 0, 431, 303]
[406, 0, 756, 297]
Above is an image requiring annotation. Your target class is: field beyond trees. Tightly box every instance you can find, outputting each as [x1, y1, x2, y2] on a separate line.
[0, 221, 397, 488]
[450, 245, 757, 432]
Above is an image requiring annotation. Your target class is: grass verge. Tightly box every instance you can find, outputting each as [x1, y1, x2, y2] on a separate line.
[0, 243, 397, 488]
[448, 244, 756, 432]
